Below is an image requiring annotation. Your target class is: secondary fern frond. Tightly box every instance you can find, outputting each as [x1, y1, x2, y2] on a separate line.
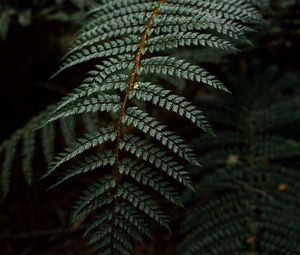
[21, 131, 35, 185]
[1, 138, 17, 198]
[178, 65, 300, 255]
[0, 106, 101, 198]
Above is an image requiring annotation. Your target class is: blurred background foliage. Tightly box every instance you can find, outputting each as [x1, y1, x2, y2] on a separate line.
[0, 0, 299, 254]
[0, 0, 98, 40]
[0, 0, 101, 142]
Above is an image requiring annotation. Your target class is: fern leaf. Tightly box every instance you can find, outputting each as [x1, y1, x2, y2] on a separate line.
[49, 151, 115, 189]
[1, 139, 17, 198]
[120, 134, 192, 189]
[51, 56, 133, 109]
[158, 6, 255, 33]
[21, 131, 35, 185]
[69, 15, 149, 55]
[118, 182, 170, 230]
[170, 0, 262, 22]
[139, 56, 229, 92]
[113, 217, 144, 243]
[41, 122, 55, 164]
[44, 127, 116, 177]
[255, 98, 300, 131]
[82, 3, 156, 34]
[58, 35, 140, 74]
[71, 174, 116, 219]
[72, 12, 248, 56]
[120, 158, 182, 206]
[116, 202, 152, 238]
[48, 94, 121, 123]
[146, 32, 238, 54]
[70, 195, 113, 225]
[123, 107, 198, 165]
[129, 82, 213, 134]
[84, 209, 113, 236]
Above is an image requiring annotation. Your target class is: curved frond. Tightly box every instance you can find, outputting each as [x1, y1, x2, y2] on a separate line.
[0, 0, 266, 253]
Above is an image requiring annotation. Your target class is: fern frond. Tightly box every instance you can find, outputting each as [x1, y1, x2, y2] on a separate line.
[178, 65, 300, 255]
[179, 191, 300, 255]
[0, 0, 265, 253]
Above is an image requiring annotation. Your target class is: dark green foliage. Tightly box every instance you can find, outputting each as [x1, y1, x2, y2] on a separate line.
[0, 107, 54, 198]
[0, 107, 99, 198]
[271, 0, 300, 36]
[0, 0, 266, 254]
[178, 65, 300, 255]
[0, 0, 98, 40]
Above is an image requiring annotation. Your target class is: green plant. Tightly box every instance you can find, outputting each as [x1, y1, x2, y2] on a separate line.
[0, 1, 266, 254]
[0, 106, 100, 197]
[178, 63, 300, 255]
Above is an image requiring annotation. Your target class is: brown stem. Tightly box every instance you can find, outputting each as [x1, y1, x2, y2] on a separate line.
[109, 1, 166, 250]
[113, 0, 166, 185]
